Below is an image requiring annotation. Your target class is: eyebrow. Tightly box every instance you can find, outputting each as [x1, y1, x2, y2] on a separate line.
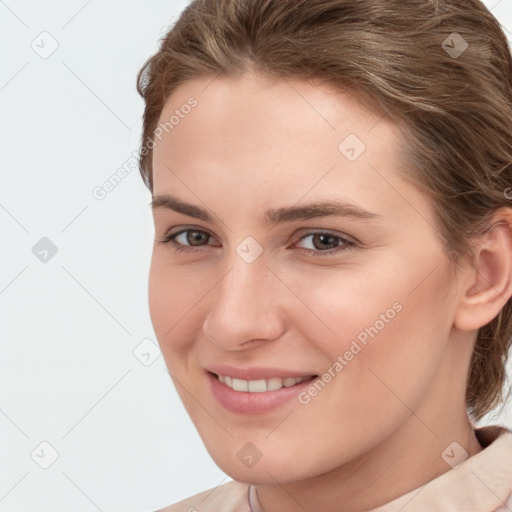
[150, 193, 381, 226]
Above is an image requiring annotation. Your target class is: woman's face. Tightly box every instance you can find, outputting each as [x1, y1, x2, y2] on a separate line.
[148, 72, 465, 484]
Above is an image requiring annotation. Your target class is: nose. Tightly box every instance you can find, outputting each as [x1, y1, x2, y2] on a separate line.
[202, 251, 286, 351]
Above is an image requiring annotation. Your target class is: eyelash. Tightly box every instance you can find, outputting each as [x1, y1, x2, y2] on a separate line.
[156, 228, 356, 257]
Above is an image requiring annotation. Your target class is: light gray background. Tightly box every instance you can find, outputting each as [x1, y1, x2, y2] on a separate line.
[1, 1, 511, 511]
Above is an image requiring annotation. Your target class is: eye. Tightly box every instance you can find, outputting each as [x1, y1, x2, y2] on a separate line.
[157, 227, 357, 258]
[294, 231, 356, 257]
[156, 228, 217, 254]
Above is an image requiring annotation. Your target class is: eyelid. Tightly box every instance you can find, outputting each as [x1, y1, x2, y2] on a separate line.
[160, 225, 218, 243]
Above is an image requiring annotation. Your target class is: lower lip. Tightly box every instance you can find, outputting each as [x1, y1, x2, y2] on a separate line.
[207, 371, 317, 415]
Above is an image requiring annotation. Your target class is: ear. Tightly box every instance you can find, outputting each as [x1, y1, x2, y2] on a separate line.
[454, 208, 512, 332]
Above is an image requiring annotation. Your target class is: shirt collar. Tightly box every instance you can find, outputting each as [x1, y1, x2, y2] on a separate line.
[368, 425, 512, 512]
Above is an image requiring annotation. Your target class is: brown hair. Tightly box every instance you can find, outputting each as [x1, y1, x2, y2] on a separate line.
[136, 0, 512, 421]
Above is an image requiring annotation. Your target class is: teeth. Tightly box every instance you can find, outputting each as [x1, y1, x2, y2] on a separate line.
[216, 374, 311, 392]
[232, 378, 249, 392]
[248, 379, 266, 392]
[267, 377, 283, 391]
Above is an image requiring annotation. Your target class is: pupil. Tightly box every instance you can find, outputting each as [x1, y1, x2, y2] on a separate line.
[190, 231, 206, 245]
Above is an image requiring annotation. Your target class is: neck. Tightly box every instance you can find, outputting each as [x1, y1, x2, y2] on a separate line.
[251, 406, 482, 512]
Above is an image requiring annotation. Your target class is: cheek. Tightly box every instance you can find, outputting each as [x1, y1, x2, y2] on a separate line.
[148, 253, 217, 358]
[286, 256, 454, 392]
[299, 249, 450, 340]
[275, 263, 405, 355]
[148, 256, 193, 353]
[316, 266, 453, 418]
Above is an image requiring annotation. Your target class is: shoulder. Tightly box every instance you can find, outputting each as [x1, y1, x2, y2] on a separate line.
[156, 480, 250, 512]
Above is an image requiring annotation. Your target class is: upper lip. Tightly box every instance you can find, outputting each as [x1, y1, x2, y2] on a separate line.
[206, 364, 317, 381]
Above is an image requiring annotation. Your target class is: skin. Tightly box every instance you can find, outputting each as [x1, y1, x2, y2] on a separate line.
[148, 70, 512, 512]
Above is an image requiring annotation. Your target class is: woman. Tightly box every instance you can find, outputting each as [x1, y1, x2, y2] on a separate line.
[137, 0, 512, 510]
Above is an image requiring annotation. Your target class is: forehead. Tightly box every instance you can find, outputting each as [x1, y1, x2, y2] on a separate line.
[153, 72, 391, 161]
[150, 73, 422, 227]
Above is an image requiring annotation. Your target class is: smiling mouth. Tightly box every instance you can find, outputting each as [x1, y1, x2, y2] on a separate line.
[211, 372, 318, 392]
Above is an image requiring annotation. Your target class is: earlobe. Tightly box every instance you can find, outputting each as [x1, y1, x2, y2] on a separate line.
[454, 210, 512, 332]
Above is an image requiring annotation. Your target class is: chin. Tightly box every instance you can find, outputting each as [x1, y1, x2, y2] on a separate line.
[207, 445, 314, 485]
